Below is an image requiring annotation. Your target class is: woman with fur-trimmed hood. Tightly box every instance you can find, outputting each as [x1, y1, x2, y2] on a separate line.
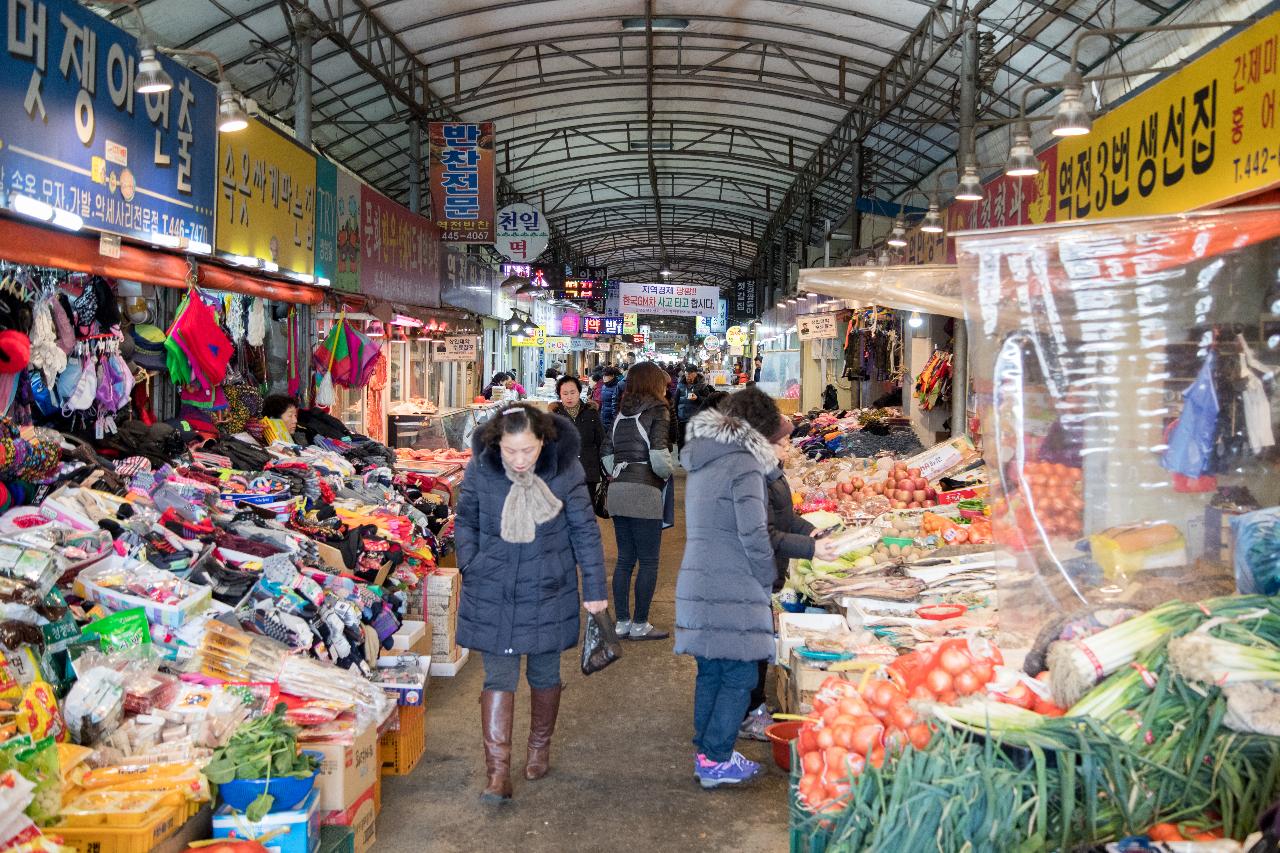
[674, 387, 781, 789]
[455, 404, 608, 803]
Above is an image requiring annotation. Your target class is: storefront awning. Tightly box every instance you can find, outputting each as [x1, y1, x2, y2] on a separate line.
[0, 217, 324, 305]
[799, 264, 963, 318]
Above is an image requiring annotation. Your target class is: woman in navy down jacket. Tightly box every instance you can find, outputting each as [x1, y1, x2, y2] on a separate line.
[454, 404, 608, 802]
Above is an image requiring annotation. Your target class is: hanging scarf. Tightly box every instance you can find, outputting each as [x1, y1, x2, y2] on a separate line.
[562, 401, 582, 420]
[500, 464, 562, 544]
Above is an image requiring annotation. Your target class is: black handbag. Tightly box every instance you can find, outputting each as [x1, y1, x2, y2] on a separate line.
[591, 478, 610, 519]
[581, 609, 622, 675]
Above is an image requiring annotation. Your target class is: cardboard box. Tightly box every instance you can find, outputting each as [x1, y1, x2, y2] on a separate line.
[319, 825, 355, 853]
[425, 568, 460, 607]
[311, 717, 379, 813]
[320, 785, 376, 853]
[788, 649, 850, 714]
[214, 789, 320, 853]
[773, 664, 792, 715]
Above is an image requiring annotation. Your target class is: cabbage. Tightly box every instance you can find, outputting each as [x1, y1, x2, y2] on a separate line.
[800, 511, 843, 531]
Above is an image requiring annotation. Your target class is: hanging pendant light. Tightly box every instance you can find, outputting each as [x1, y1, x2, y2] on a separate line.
[1050, 68, 1092, 137]
[887, 214, 907, 247]
[1004, 118, 1039, 177]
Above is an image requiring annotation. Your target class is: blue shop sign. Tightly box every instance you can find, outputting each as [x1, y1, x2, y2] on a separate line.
[0, 0, 217, 243]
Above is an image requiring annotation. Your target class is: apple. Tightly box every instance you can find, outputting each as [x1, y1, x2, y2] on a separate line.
[908, 501, 921, 509]
[924, 487, 937, 500]
[907, 467, 921, 478]
[913, 490, 927, 503]
[923, 499, 936, 507]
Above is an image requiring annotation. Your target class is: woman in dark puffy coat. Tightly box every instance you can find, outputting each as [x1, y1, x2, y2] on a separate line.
[674, 387, 779, 788]
[455, 404, 608, 803]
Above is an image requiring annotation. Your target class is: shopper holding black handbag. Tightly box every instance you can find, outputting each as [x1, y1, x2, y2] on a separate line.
[455, 404, 608, 803]
[550, 376, 607, 517]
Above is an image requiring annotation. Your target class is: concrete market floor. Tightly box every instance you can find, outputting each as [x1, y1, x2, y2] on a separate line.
[377, 472, 790, 853]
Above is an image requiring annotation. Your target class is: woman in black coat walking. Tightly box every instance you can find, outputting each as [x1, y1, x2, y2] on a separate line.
[549, 376, 605, 486]
[454, 404, 608, 802]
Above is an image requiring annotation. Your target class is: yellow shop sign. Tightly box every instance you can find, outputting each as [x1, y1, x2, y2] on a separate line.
[1057, 13, 1280, 220]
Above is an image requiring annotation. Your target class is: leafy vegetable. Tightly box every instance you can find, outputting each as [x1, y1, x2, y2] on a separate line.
[203, 702, 317, 821]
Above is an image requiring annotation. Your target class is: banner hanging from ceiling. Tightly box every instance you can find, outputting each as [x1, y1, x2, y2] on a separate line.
[0, 0, 218, 245]
[619, 282, 720, 317]
[429, 121, 495, 243]
[333, 169, 363, 293]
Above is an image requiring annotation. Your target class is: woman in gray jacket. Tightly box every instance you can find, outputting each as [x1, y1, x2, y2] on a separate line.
[674, 387, 781, 788]
[601, 361, 674, 640]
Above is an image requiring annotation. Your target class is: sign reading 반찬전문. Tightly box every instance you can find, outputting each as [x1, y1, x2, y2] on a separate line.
[0, 0, 218, 244]
[619, 283, 720, 317]
[429, 121, 495, 243]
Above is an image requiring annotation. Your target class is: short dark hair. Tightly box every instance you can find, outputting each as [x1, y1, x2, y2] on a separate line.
[490, 371, 508, 384]
[724, 386, 781, 438]
[477, 403, 557, 452]
[555, 375, 582, 394]
[701, 390, 731, 412]
[262, 394, 299, 419]
[603, 366, 621, 378]
[545, 368, 560, 379]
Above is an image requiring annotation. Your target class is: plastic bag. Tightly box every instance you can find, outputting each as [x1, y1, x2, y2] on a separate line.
[1232, 508, 1280, 596]
[580, 609, 621, 675]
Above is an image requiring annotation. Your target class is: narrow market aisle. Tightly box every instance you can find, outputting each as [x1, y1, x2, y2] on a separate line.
[378, 472, 790, 853]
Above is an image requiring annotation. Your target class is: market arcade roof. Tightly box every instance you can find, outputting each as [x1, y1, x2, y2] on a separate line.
[112, 0, 1203, 289]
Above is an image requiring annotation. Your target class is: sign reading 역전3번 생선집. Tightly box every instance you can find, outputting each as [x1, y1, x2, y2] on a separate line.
[217, 118, 316, 275]
[1054, 12, 1280, 220]
[619, 282, 720, 317]
[430, 121, 494, 242]
[0, 0, 217, 244]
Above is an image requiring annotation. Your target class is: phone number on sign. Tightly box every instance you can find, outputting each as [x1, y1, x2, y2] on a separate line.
[445, 230, 490, 241]
[1232, 146, 1276, 182]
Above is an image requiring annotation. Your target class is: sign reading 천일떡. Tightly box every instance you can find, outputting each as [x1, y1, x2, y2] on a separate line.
[494, 203, 548, 262]
[429, 121, 495, 243]
[0, 0, 217, 244]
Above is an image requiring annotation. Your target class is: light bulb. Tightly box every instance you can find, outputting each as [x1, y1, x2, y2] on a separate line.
[909, 311, 923, 328]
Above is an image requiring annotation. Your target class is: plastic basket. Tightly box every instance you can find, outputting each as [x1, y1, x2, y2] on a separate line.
[378, 703, 425, 776]
[54, 802, 185, 853]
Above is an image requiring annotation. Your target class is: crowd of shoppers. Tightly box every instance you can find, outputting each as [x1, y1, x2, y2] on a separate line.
[454, 360, 823, 800]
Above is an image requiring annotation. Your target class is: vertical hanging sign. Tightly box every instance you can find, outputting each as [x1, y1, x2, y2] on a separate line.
[314, 158, 337, 287]
[0, 0, 217, 244]
[333, 169, 362, 292]
[429, 121, 495, 242]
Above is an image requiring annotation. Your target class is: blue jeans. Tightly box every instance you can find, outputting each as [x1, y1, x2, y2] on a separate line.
[481, 651, 561, 692]
[693, 657, 760, 762]
[612, 515, 662, 623]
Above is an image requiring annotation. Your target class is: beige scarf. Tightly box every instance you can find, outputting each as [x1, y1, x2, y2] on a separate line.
[500, 466, 563, 543]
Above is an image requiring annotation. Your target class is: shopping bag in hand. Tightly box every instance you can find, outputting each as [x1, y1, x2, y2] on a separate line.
[581, 609, 622, 675]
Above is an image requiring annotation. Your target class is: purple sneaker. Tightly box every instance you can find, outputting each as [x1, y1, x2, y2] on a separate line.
[695, 752, 762, 788]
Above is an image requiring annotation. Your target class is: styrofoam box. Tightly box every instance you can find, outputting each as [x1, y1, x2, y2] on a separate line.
[775, 612, 846, 665]
[428, 647, 469, 677]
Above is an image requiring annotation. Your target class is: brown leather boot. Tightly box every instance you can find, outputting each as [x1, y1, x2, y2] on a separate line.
[524, 685, 562, 781]
[480, 690, 514, 801]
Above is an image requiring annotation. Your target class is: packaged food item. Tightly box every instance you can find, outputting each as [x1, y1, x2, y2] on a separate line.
[80, 608, 151, 652]
[61, 667, 124, 745]
[0, 736, 61, 825]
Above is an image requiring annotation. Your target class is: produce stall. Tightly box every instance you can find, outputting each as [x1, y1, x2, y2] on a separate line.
[777, 208, 1280, 852]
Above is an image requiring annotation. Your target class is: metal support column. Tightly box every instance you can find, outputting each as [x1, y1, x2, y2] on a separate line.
[952, 15, 977, 437]
[849, 144, 863, 261]
[408, 122, 422, 214]
[293, 10, 314, 148]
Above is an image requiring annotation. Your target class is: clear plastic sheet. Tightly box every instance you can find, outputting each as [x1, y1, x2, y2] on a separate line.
[799, 264, 965, 318]
[955, 207, 1280, 648]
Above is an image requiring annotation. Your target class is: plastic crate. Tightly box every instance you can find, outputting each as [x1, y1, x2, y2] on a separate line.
[54, 802, 185, 853]
[378, 703, 425, 776]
